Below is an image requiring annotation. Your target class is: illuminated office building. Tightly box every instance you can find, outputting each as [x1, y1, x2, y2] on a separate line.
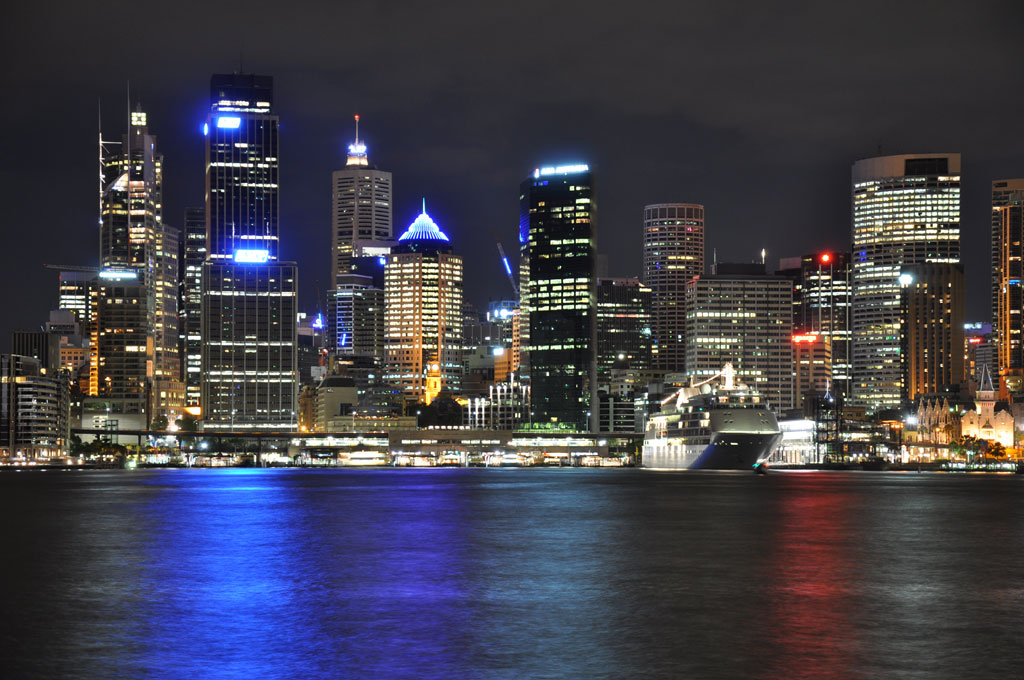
[995, 194, 1024, 395]
[991, 179, 1024, 327]
[331, 116, 393, 285]
[792, 333, 832, 409]
[88, 270, 151, 424]
[201, 73, 298, 430]
[685, 263, 793, 413]
[777, 252, 852, 399]
[900, 263, 965, 401]
[180, 207, 206, 411]
[383, 205, 463, 405]
[58, 271, 95, 326]
[98, 106, 182, 423]
[522, 164, 596, 431]
[643, 203, 704, 372]
[851, 154, 960, 412]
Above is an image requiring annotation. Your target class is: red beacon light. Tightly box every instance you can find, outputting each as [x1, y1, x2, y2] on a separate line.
[792, 334, 819, 344]
[820, 253, 832, 264]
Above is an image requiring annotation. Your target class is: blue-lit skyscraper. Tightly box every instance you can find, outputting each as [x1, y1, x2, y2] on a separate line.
[522, 164, 597, 431]
[201, 74, 297, 430]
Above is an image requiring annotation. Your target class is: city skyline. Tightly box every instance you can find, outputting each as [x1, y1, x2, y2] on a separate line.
[3, 2, 1023, 343]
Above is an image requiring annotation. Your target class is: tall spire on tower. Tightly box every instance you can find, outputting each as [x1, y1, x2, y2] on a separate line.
[346, 114, 368, 166]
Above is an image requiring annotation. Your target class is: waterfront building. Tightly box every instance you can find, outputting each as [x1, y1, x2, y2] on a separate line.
[383, 204, 463, 405]
[994, 191, 1024, 396]
[0, 354, 70, 460]
[851, 153, 961, 412]
[643, 203, 704, 372]
[464, 375, 530, 430]
[685, 263, 793, 413]
[777, 252, 852, 399]
[900, 263, 965, 402]
[596, 278, 652, 384]
[522, 164, 597, 431]
[180, 207, 206, 413]
[991, 179, 1024, 327]
[314, 375, 359, 431]
[959, 367, 1013, 448]
[201, 73, 298, 431]
[330, 116, 393, 285]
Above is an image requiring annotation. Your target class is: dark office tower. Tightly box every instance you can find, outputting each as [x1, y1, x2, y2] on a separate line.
[991, 180, 1024, 328]
[900, 263, 965, 402]
[596, 278, 652, 383]
[776, 252, 852, 398]
[995, 193, 1024, 396]
[180, 207, 206, 411]
[201, 73, 297, 430]
[851, 154, 960, 413]
[643, 203, 704, 372]
[10, 331, 61, 375]
[522, 164, 597, 431]
[330, 115, 393, 285]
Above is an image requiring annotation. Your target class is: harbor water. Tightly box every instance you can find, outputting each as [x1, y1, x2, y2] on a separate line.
[1, 468, 1022, 679]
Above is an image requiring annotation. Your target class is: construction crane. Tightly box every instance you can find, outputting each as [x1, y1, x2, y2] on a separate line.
[493, 233, 518, 297]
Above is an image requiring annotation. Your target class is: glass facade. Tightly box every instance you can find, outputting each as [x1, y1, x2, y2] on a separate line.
[522, 166, 596, 431]
[851, 154, 960, 412]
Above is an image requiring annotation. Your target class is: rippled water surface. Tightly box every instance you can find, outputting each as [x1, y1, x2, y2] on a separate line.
[2, 468, 1023, 679]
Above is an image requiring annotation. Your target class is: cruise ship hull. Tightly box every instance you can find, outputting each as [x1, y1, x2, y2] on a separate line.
[642, 431, 782, 470]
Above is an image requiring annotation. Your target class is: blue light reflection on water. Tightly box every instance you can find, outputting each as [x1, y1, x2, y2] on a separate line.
[2, 469, 1024, 679]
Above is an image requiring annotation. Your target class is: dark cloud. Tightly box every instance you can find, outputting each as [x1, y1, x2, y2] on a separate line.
[2, 0, 1023, 342]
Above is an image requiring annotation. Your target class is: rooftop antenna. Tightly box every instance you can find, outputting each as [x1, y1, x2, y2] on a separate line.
[760, 248, 766, 265]
[354, 114, 360, 146]
[422, 197, 427, 214]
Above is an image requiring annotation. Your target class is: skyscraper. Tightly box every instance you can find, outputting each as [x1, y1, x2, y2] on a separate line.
[995, 193, 1024, 395]
[330, 116, 393, 286]
[685, 263, 793, 413]
[383, 204, 463, 405]
[776, 252, 852, 399]
[643, 203, 704, 372]
[180, 207, 206, 412]
[522, 164, 596, 431]
[900, 263, 965, 401]
[97, 106, 182, 424]
[851, 153, 960, 412]
[201, 73, 298, 431]
[596, 278, 652, 383]
[991, 179, 1024, 327]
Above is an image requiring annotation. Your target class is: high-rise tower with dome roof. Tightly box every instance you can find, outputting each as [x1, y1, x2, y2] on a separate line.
[383, 202, 463, 404]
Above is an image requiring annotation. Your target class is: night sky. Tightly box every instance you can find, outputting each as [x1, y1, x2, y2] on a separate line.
[3, 1, 1023, 344]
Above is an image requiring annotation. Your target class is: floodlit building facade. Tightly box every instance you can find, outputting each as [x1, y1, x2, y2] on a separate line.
[522, 164, 597, 431]
[851, 153, 961, 412]
[643, 203, 704, 372]
[384, 205, 463, 405]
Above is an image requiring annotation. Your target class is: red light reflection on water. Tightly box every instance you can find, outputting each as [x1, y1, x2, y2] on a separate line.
[762, 477, 862, 678]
